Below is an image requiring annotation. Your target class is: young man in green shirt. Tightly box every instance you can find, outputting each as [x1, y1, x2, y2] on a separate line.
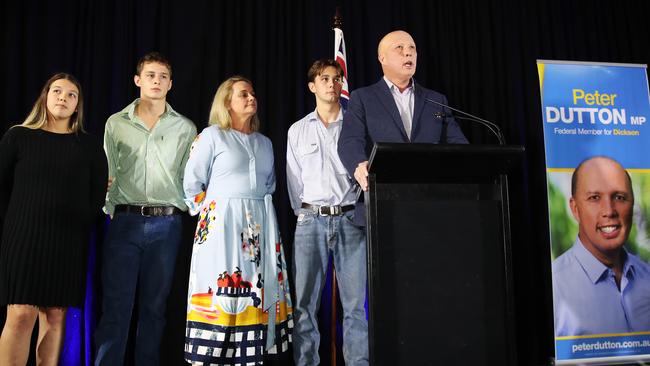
[95, 52, 196, 366]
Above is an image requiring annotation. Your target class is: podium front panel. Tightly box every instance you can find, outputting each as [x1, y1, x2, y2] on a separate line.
[367, 181, 514, 366]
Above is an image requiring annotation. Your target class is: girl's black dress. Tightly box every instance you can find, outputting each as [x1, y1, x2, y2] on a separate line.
[0, 126, 107, 307]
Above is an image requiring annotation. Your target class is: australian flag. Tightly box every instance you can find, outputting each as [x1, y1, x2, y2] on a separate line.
[334, 27, 349, 109]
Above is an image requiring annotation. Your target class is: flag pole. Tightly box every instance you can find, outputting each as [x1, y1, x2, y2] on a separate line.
[330, 10, 343, 366]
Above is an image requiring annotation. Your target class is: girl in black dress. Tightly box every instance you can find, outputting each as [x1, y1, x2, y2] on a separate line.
[0, 73, 107, 365]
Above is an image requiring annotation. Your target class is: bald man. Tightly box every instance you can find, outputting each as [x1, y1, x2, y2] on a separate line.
[553, 156, 650, 336]
[338, 30, 468, 225]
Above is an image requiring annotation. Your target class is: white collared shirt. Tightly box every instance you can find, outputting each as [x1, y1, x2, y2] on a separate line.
[286, 109, 356, 215]
[384, 76, 415, 138]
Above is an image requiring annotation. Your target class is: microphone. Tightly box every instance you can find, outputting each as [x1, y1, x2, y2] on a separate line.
[425, 97, 505, 145]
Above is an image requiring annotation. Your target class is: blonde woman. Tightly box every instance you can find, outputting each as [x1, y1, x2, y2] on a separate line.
[0, 73, 107, 365]
[183, 76, 293, 365]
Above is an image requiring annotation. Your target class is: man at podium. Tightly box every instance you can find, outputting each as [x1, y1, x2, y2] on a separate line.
[338, 30, 467, 224]
[552, 156, 650, 336]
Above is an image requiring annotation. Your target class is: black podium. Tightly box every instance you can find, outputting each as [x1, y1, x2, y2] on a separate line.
[365, 143, 524, 366]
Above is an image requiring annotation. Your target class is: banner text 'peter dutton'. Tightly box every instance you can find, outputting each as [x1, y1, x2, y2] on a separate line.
[546, 89, 646, 126]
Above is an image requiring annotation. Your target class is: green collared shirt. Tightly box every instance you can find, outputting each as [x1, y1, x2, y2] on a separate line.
[103, 98, 197, 215]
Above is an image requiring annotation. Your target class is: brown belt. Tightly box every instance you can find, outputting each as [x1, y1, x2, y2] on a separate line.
[114, 204, 182, 217]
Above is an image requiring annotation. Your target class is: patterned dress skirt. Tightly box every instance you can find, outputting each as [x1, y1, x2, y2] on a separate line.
[184, 196, 293, 366]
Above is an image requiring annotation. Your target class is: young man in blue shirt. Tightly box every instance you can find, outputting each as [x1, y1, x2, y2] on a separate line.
[287, 59, 368, 366]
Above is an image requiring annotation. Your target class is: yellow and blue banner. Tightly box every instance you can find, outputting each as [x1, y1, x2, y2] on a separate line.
[539, 61, 650, 169]
[539, 60, 650, 364]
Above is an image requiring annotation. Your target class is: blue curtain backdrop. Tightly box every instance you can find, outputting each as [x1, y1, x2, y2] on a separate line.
[1, 0, 650, 365]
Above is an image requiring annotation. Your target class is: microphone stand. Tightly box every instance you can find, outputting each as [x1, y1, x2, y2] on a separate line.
[427, 98, 505, 145]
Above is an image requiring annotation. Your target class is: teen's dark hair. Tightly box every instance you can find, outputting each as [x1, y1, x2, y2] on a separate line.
[136, 51, 172, 77]
[307, 59, 343, 83]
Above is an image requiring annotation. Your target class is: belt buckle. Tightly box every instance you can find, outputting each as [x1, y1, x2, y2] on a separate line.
[318, 206, 329, 216]
[331, 205, 342, 216]
[140, 206, 152, 217]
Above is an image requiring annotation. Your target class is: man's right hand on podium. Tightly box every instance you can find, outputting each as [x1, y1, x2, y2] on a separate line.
[354, 161, 369, 191]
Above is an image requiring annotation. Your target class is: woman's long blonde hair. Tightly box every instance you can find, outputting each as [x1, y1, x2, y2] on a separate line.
[208, 76, 260, 132]
[21, 73, 85, 132]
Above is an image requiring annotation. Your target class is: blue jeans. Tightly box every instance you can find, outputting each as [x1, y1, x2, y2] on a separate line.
[292, 208, 369, 366]
[94, 212, 182, 366]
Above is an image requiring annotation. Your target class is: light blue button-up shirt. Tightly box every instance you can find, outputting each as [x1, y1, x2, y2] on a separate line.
[552, 238, 650, 336]
[384, 76, 414, 139]
[286, 109, 356, 215]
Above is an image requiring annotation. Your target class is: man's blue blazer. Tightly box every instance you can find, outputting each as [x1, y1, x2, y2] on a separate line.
[338, 78, 468, 224]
